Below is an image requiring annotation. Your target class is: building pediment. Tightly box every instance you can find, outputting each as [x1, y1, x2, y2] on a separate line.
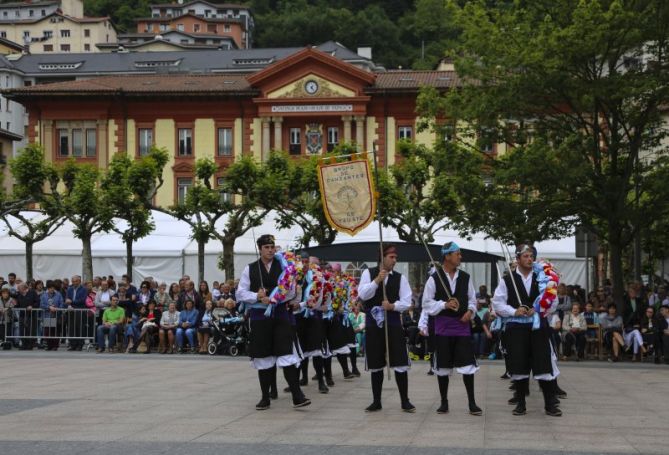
[246, 47, 376, 98]
[267, 74, 355, 99]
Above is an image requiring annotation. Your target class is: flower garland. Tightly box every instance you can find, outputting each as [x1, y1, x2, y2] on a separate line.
[303, 263, 324, 317]
[264, 251, 299, 317]
[531, 260, 560, 318]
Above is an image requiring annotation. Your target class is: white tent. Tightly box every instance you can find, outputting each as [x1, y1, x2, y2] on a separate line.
[0, 210, 585, 287]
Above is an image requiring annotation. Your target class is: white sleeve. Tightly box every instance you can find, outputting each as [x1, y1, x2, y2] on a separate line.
[236, 265, 259, 304]
[418, 309, 428, 332]
[392, 275, 412, 312]
[467, 278, 478, 314]
[422, 276, 446, 316]
[491, 279, 517, 318]
[357, 269, 377, 301]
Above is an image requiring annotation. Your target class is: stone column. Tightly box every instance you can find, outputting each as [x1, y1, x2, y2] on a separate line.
[342, 116, 352, 142]
[354, 116, 365, 151]
[272, 116, 283, 151]
[261, 117, 271, 160]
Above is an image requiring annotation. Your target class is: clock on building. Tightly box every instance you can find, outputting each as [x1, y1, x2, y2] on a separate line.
[304, 80, 319, 95]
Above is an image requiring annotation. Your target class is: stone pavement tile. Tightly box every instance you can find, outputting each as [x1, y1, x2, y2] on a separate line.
[0, 440, 100, 455]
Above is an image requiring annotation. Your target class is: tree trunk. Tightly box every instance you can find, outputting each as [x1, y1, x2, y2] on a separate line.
[81, 234, 93, 282]
[126, 239, 133, 283]
[198, 239, 205, 284]
[222, 238, 235, 281]
[609, 239, 625, 315]
[25, 241, 34, 282]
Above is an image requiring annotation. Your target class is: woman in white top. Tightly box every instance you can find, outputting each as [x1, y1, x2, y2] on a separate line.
[159, 302, 180, 354]
[562, 303, 587, 360]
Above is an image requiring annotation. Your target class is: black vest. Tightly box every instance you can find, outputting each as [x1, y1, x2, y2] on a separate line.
[432, 268, 470, 317]
[248, 259, 283, 293]
[503, 272, 540, 309]
[362, 267, 401, 311]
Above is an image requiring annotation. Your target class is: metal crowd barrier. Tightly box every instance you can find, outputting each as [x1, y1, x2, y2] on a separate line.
[1, 307, 96, 350]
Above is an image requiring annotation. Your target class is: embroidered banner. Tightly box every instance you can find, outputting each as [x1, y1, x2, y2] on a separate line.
[318, 158, 375, 236]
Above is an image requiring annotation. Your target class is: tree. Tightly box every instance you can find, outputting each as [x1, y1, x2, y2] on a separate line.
[102, 147, 169, 281]
[418, 0, 669, 309]
[0, 211, 64, 282]
[168, 158, 223, 284]
[7, 144, 67, 281]
[263, 150, 338, 247]
[57, 161, 115, 282]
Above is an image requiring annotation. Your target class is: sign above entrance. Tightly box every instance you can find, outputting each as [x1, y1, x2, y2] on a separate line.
[271, 104, 353, 113]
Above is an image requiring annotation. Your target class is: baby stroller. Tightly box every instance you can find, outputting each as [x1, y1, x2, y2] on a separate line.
[207, 309, 247, 356]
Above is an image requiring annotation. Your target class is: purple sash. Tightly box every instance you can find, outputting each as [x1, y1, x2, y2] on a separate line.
[435, 315, 470, 337]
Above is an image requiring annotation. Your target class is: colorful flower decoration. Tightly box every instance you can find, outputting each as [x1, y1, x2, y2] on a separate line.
[532, 260, 560, 318]
[264, 251, 299, 317]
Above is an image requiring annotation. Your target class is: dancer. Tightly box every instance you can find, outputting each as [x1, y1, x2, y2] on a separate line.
[422, 242, 482, 415]
[237, 234, 310, 411]
[358, 244, 415, 412]
[491, 244, 562, 417]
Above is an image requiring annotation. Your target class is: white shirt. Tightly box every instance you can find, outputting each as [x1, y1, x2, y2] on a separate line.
[422, 268, 477, 316]
[491, 269, 534, 318]
[357, 268, 412, 312]
[418, 309, 428, 332]
[237, 265, 260, 304]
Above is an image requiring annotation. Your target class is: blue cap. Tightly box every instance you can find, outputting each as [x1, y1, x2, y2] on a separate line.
[441, 242, 460, 255]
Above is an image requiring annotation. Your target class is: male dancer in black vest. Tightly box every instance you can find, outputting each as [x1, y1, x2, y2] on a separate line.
[236, 234, 311, 411]
[358, 244, 415, 412]
[491, 244, 562, 417]
[422, 242, 482, 415]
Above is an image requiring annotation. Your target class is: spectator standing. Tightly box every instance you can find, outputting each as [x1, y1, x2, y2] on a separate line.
[96, 295, 125, 353]
[15, 283, 40, 350]
[40, 281, 64, 351]
[0, 287, 16, 344]
[154, 282, 173, 313]
[198, 281, 212, 305]
[178, 281, 201, 311]
[65, 275, 89, 351]
[555, 284, 572, 321]
[93, 280, 115, 317]
[168, 283, 180, 309]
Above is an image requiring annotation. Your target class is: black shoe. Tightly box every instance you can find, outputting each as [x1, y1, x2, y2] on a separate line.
[312, 374, 318, 381]
[299, 378, 308, 386]
[283, 386, 291, 393]
[343, 372, 356, 380]
[401, 400, 416, 413]
[352, 369, 361, 377]
[512, 402, 526, 415]
[293, 396, 311, 409]
[436, 401, 449, 414]
[269, 390, 278, 400]
[469, 403, 483, 416]
[500, 372, 511, 379]
[556, 388, 567, 399]
[255, 398, 270, 411]
[508, 383, 516, 390]
[427, 369, 434, 376]
[508, 395, 519, 405]
[97, 349, 105, 354]
[326, 377, 335, 387]
[318, 381, 329, 394]
[545, 405, 563, 417]
[365, 401, 382, 412]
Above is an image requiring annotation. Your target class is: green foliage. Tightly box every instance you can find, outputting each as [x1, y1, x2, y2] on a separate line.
[85, 0, 152, 33]
[263, 149, 339, 247]
[418, 0, 669, 304]
[377, 139, 471, 243]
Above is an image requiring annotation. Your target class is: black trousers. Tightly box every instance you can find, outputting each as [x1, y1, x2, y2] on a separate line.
[563, 331, 586, 357]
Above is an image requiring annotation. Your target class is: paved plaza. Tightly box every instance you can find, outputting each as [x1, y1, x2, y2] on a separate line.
[0, 351, 667, 454]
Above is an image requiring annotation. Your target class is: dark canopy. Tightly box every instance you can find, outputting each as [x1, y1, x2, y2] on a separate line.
[303, 242, 503, 289]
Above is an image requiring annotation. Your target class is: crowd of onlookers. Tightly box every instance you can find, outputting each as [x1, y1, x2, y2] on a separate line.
[0, 272, 240, 354]
[1, 270, 668, 365]
[404, 280, 669, 365]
